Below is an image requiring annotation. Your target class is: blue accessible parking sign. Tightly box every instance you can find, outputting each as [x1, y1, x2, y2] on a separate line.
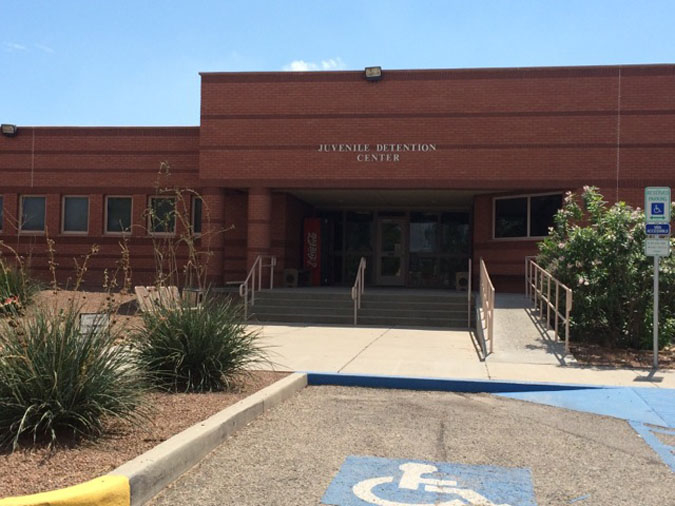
[322, 456, 536, 506]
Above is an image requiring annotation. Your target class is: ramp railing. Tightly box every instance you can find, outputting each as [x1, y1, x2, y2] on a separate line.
[525, 256, 573, 354]
[239, 255, 277, 320]
[351, 257, 366, 325]
[479, 258, 495, 354]
[467, 258, 472, 328]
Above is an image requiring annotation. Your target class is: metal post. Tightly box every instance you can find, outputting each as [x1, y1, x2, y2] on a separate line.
[554, 283, 559, 341]
[257, 259, 262, 291]
[546, 274, 551, 330]
[654, 255, 659, 369]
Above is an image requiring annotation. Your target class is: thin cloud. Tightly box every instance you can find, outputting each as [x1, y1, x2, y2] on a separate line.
[3, 42, 28, 52]
[35, 43, 55, 54]
[283, 57, 346, 71]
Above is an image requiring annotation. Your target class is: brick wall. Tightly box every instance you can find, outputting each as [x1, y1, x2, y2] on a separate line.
[0, 127, 202, 288]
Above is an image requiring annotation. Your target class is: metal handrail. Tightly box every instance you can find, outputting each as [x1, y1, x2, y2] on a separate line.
[467, 258, 473, 327]
[239, 255, 277, 320]
[479, 258, 495, 354]
[525, 257, 573, 354]
[351, 257, 366, 325]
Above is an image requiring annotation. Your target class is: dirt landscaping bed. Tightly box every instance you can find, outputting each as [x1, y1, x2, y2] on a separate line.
[0, 370, 287, 498]
[570, 342, 675, 369]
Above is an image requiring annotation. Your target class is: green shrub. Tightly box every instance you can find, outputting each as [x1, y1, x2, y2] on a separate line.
[135, 295, 269, 392]
[0, 303, 146, 449]
[538, 187, 675, 349]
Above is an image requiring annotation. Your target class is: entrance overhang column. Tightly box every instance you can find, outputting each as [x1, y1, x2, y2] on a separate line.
[246, 187, 272, 269]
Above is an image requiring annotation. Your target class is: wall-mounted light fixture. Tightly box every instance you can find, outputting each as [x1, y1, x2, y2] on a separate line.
[364, 66, 382, 81]
[1, 124, 18, 137]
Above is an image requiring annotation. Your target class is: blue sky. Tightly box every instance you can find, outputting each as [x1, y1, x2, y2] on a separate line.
[2, 1, 674, 126]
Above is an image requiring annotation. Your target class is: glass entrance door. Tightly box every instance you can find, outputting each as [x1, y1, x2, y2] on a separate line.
[376, 218, 406, 286]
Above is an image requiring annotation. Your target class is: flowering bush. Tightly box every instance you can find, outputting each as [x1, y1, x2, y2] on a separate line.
[538, 187, 675, 349]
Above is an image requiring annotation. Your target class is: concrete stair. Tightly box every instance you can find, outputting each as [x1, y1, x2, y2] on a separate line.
[246, 289, 475, 328]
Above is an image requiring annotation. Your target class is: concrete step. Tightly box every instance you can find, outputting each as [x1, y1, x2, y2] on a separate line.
[357, 316, 474, 328]
[358, 307, 472, 319]
[251, 298, 353, 310]
[248, 312, 353, 325]
[360, 300, 469, 311]
[255, 291, 351, 302]
[252, 304, 354, 317]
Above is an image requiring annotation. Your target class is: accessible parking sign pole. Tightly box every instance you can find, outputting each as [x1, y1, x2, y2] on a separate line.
[653, 255, 659, 369]
[645, 186, 672, 370]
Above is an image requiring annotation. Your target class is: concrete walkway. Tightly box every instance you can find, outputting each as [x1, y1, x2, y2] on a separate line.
[253, 320, 675, 388]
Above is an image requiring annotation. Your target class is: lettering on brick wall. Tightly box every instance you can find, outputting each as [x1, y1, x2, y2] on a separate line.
[317, 143, 437, 162]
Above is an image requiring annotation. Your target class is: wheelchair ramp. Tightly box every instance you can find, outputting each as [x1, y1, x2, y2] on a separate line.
[490, 293, 571, 365]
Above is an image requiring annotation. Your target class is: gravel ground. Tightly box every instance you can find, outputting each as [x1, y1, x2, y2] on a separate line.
[150, 386, 674, 506]
[0, 371, 287, 498]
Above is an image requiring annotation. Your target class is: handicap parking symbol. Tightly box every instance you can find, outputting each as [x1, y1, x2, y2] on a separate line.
[651, 202, 665, 215]
[322, 456, 536, 506]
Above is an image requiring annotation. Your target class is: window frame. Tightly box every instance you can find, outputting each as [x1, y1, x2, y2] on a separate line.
[104, 195, 133, 235]
[61, 195, 90, 235]
[19, 195, 47, 234]
[492, 192, 563, 241]
[147, 196, 177, 236]
[191, 196, 203, 236]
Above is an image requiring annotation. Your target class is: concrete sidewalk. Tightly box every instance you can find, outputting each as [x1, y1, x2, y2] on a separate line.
[253, 323, 675, 388]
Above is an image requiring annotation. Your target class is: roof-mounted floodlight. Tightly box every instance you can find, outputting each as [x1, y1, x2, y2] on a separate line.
[364, 66, 382, 81]
[1, 124, 18, 137]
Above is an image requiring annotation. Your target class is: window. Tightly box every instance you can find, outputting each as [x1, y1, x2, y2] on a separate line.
[192, 197, 202, 234]
[148, 197, 176, 234]
[20, 196, 46, 232]
[0, 196, 3, 231]
[106, 196, 132, 233]
[62, 196, 89, 233]
[494, 193, 562, 239]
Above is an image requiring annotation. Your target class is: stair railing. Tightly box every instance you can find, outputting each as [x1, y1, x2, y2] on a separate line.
[351, 257, 366, 325]
[239, 255, 277, 320]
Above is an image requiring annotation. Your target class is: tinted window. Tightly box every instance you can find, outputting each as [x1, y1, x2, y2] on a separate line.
[495, 197, 527, 238]
[149, 197, 175, 234]
[530, 194, 562, 237]
[21, 196, 46, 231]
[192, 197, 202, 234]
[107, 197, 132, 233]
[63, 197, 88, 232]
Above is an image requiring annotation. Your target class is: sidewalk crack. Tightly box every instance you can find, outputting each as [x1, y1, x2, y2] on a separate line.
[337, 328, 390, 373]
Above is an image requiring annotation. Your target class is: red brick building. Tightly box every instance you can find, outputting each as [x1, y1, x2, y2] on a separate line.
[1, 64, 674, 291]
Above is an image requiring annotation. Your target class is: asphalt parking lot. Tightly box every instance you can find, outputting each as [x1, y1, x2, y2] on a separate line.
[149, 386, 673, 506]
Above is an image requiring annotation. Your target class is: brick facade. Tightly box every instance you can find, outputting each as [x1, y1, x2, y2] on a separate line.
[1, 64, 674, 291]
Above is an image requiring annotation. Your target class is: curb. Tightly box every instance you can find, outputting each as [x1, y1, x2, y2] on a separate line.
[305, 371, 609, 392]
[0, 476, 129, 506]
[0, 373, 307, 506]
[109, 372, 307, 506]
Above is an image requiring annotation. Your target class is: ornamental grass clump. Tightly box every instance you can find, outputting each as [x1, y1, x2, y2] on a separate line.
[0, 302, 146, 450]
[135, 295, 268, 392]
[0, 258, 37, 312]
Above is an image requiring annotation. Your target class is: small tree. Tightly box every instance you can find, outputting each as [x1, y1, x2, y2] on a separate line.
[537, 186, 675, 349]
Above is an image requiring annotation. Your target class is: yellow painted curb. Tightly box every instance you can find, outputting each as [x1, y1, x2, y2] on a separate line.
[0, 475, 129, 506]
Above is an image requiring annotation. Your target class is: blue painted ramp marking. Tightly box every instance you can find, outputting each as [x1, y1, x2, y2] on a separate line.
[322, 456, 536, 506]
[496, 388, 669, 427]
[495, 387, 675, 472]
[630, 422, 675, 472]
